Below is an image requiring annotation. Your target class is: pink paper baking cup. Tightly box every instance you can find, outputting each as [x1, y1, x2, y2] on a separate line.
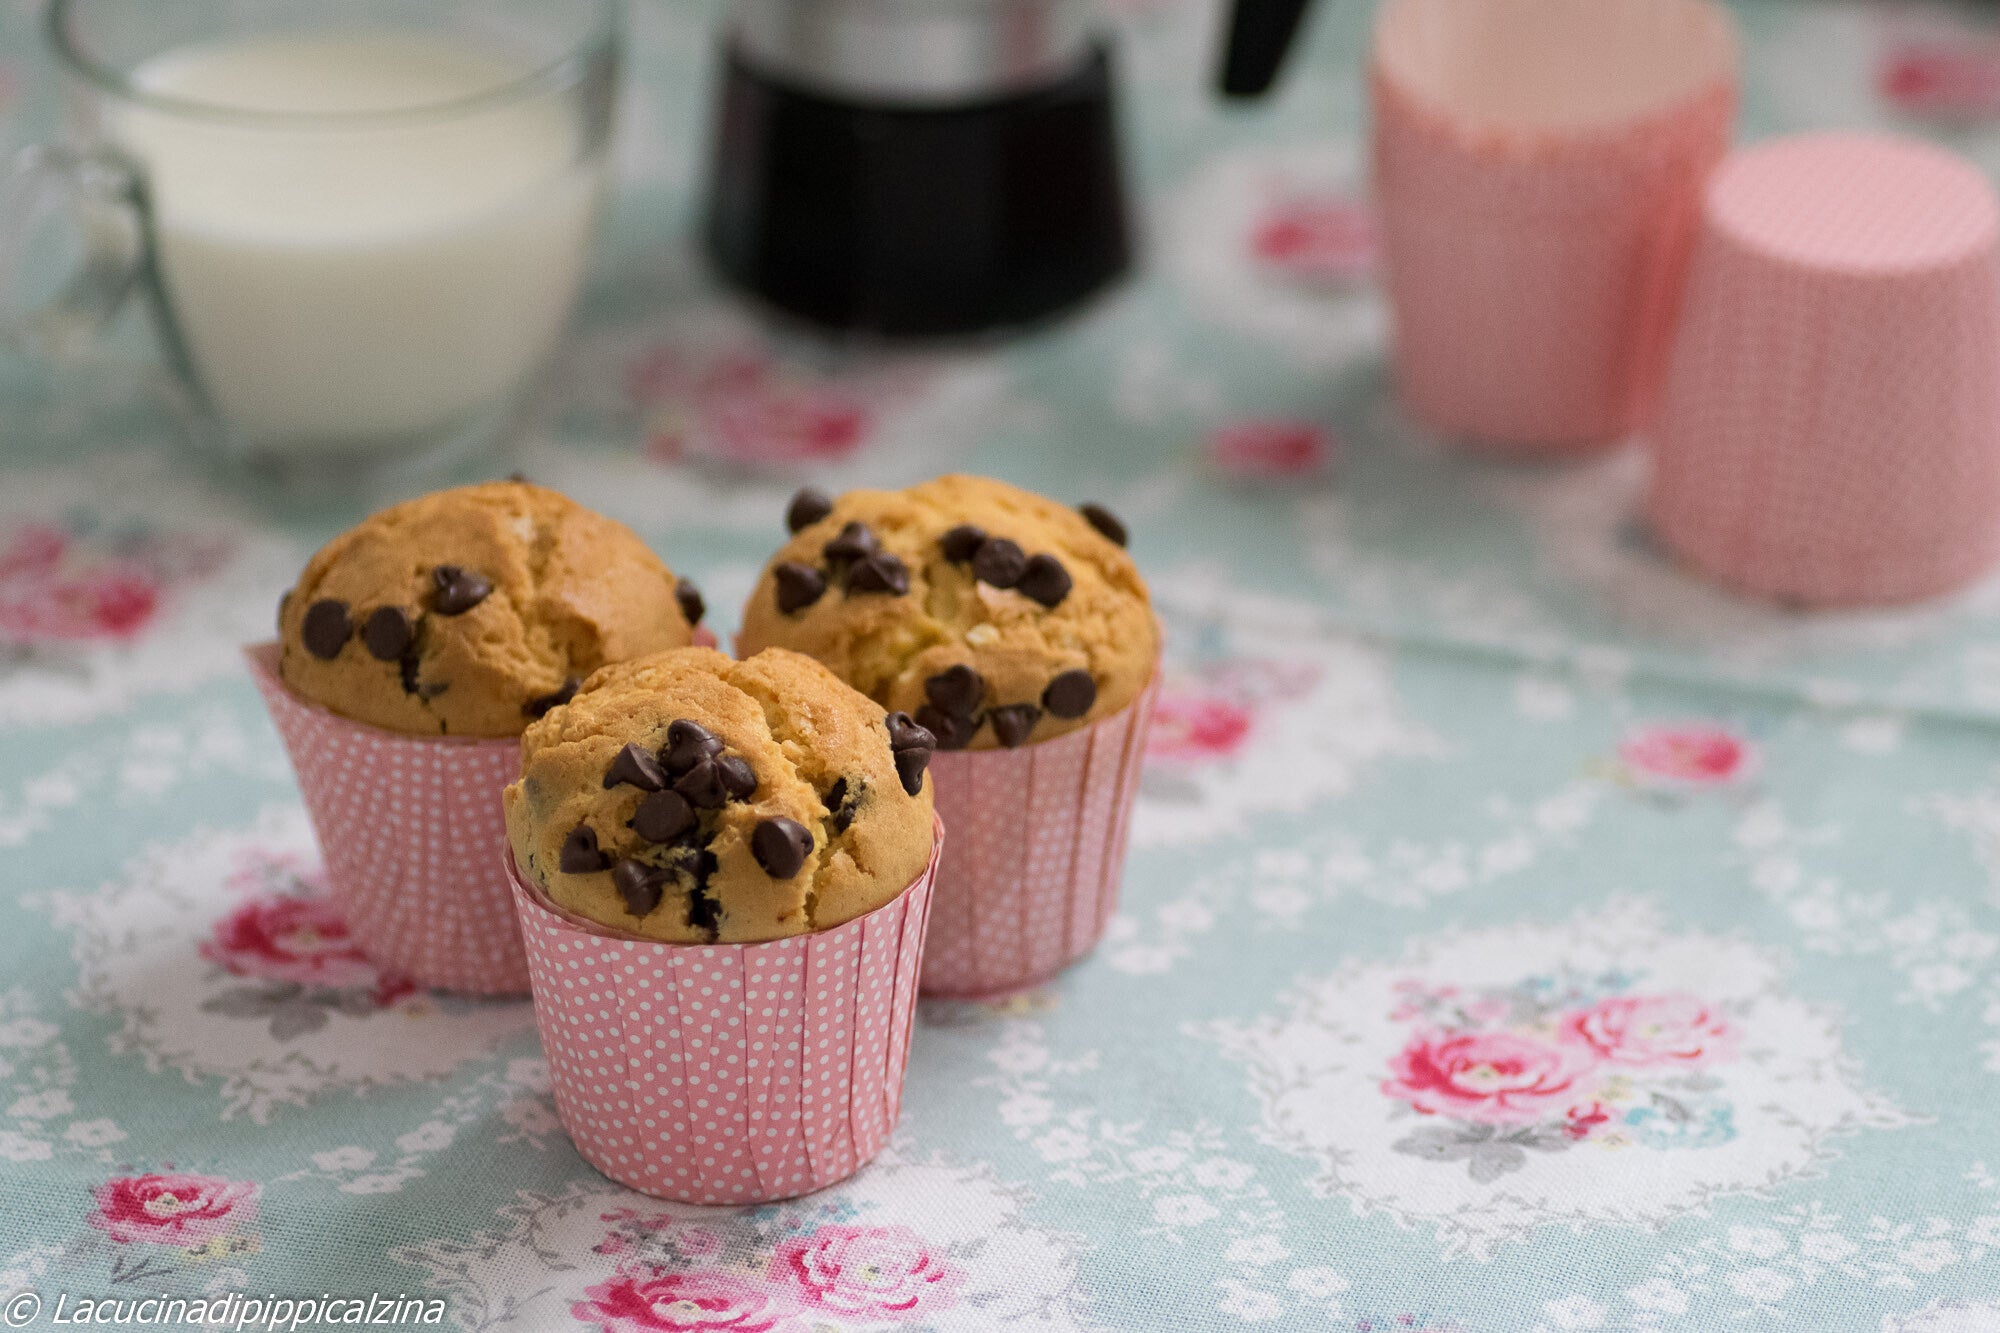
[919, 673, 1158, 999]
[244, 642, 531, 996]
[1647, 132, 2000, 606]
[1371, 0, 1737, 453]
[506, 820, 941, 1204]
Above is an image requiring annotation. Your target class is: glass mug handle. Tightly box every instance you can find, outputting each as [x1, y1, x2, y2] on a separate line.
[0, 144, 145, 360]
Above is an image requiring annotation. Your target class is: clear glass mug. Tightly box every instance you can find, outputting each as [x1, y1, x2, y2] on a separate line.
[5, 0, 619, 478]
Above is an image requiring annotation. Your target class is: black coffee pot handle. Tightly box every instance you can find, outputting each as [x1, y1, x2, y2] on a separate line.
[1217, 0, 1315, 96]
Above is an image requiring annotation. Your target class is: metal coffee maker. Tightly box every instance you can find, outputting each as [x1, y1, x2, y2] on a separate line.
[704, 0, 1132, 337]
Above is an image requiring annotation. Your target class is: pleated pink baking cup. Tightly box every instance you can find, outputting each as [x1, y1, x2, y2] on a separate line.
[244, 642, 531, 996]
[919, 672, 1158, 999]
[1371, 0, 1738, 453]
[1647, 133, 2000, 606]
[506, 820, 941, 1204]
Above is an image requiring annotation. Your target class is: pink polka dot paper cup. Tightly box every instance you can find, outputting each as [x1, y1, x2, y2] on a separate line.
[505, 819, 942, 1204]
[245, 642, 531, 996]
[920, 670, 1159, 999]
[1371, 0, 1738, 453]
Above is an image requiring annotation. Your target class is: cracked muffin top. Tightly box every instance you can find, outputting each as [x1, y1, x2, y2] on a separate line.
[504, 646, 936, 943]
[736, 475, 1157, 752]
[277, 480, 702, 737]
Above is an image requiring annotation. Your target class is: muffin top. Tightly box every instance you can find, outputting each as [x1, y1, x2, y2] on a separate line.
[278, 481, 701, 737]
[504, 647, 937, 943]
[737, 475, 1156, 751]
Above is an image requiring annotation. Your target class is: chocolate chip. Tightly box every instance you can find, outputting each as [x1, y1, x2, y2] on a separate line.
[674, 758, 730, 809]
[301, 600, 351, 659]
[845, 552, 910, 596]
[752, 818, 813, 878]
[506, 471, 530, 483]
[631, 789, 695, 843]
[915, 704, 973, 752]
[972, 537, 1027, 588]
[893, 747, 930, 796]
[823, 521, 879, 564]
[885, 711, 935, 753]
[361, 606, 414, 661]
[675, 579, 705, 626]
[825, 776, 855, 832]
[1080, 503, 1127, 547]
[686, 883, 721, 934]
[559, 825, 611, 874]
[940, 525, 987, 562]
[718, 754, 758, 801]
[431, 565, 493, 616]
[604, 742, 667, 792]
[925, 665, 984, 717]
[612, 859, 668, 916]
[398, 649, 423, 695]
[1043, 669, 1097, 719]
[774, 562, 827, 614]
[1017, 553, 1072, 608]
[990, 703, 1042, 748]
[663, 720, 724, 776]
[524, 676, 581, 718]
[787, 487, 834, 533]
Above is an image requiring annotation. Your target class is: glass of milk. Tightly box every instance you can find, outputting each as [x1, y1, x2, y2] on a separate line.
[14, 0, 618, 475]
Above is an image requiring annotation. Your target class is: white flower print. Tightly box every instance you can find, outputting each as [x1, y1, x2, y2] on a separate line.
[504, 1058, 549, 1093]
[60, 1119, 122, 1147]
[1799, 1230, 1859, 1262]
[6, 1089, 71, 1120]
[1729, 1225, 1788, 1259]
[1126, 1147, 1187, 1173]
[0, 1131, 50, 1162]
[999, 1095, 1054, 1128]
[1216, 1281, 1284, 1322]
[1223, 1235, 1288, 1267]
[1032, 1129, 1092, 1163]
[1727, 1268, 1793, 1303]
[1152, 1195, 1218, 1227]
[1285, 1267, 1349, 1301]
[1966, 1216, 2000, 1248]
[1625, 1278, 1688, 1314]
[1191, 1157, 1255, 1189]
[498, 1096, 560, 1138]
[341, 1169, 423, 1195]
[988, 1042, 1047, 1075]
[1544, 1294, 1607, 1328]
[0, 1019, 56, 1049]
[311, 1146, 375, 1172]
[1901, 1239, 1961, 1274]
[395, 1121, 455, 1154]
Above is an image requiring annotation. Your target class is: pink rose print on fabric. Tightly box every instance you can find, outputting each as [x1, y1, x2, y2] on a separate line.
[1205, 419, 1336, 480]
[0, 523, 160, 644]
[572, 1271, 803, 1333]
[201, 895, 379, 991]
[1249, 191, 1377, 286]
[631, 347, 870, 470]
[1616, 722, 1757, 791]
[1561, 993, 1736, 1066]
[1879, 41, 2000, 121]
[769, 1224, 964, 1321]
[1147, 693, 1255, 764]
[1383, 1030, 1596, 1127]
[88, 1174, 258, 1246]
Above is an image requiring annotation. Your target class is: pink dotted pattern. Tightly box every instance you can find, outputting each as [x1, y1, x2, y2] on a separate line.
[919, 672, 1159, 999]
[1648, 132, 2000, 606]
[506, 818, 941, 1205]
[244, 643, 532, 996]
[1372, 63, 1735, 452]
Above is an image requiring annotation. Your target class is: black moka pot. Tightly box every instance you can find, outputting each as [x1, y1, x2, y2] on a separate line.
[703, 0, 1317, 338]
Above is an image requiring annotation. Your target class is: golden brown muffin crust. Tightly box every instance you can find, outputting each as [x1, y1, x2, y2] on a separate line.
[504, 647, 936, 943]
[738, 475, 1157, 751]
[278, 481, 697, 737]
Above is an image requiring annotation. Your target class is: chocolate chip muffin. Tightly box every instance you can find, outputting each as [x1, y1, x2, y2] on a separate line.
[738, 475, 1156, 751]
[504, 647, 936, 943]
[278, 480, 703, 737]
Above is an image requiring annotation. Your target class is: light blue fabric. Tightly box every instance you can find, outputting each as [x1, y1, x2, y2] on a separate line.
[4, 1, 2000, 1330]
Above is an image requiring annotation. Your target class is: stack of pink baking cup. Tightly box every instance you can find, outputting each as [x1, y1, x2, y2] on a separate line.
[1371, 0, 1738, 452]
[919, 671, 1158, 998]
[1648, 132, 2000, 606]
[507, 820, 941, 1204]
[246, 643, 531, 996]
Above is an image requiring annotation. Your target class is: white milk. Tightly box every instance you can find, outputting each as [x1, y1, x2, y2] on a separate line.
[114, 34, 604, 450]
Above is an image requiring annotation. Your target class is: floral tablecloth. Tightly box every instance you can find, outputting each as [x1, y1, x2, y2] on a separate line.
[7, 1, 2000, 1330]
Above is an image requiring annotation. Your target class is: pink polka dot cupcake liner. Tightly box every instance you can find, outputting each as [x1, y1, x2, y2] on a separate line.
[245, 643, 532, 996]
[505, 818, 942, 1205]
[919, 671, 1158, 999]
